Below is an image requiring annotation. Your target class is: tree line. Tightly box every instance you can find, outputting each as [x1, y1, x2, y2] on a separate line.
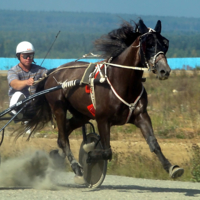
[1, 10, 200, 58]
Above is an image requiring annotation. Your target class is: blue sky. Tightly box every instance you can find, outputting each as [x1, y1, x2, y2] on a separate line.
[1, 0, 200, 18]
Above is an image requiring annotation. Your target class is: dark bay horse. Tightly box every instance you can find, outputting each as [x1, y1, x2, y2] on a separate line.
[24, 19, 184, 181]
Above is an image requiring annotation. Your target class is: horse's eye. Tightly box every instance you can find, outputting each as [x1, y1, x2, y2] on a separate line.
[163, 40, 169, 47]
[147, 44, 154, 49]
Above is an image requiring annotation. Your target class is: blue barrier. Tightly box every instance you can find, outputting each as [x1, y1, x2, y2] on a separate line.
[167, 58, 200, 70]
[0, 57, 103, 70]
[1, 57, 200, 70]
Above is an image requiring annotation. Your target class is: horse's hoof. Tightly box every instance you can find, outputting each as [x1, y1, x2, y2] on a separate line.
[74, 175, 86, 185]
[49, 149, 66, 169]
[169, 165, 184, 178]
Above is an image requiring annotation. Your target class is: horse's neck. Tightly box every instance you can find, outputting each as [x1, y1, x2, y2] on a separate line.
[109, 40, 143, 84]
[121, 38, 141, 65]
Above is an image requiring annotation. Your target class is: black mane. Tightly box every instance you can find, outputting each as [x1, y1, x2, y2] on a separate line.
[94, 20, 141, 59]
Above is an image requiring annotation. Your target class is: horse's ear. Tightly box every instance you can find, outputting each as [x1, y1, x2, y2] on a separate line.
[138, 19, 149, 34]
[154, 20, 162, 33]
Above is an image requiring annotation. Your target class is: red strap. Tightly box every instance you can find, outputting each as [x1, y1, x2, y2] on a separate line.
[85, 85, 90, 93]
[87, 104, 95, 116]
[86, 63, 104, 116]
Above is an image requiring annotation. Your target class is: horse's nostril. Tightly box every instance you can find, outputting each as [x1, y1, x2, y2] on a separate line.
[160, 70, 169, 76]
[160, 70, 166, 75]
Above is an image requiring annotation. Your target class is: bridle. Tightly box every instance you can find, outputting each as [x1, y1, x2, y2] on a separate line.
[99, 30, 167, 123]
[104, 29, 166, 72]
[139, 30, 166, 72]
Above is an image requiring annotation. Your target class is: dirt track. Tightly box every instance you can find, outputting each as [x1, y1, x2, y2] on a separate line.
[0, 135, 200, 200]
[0, 133, 199, 165]
[0, 172, 200, 200]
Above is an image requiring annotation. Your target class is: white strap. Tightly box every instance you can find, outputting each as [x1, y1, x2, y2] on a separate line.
[62, 80, 77, 89]
[104, 62, 149, 71]
[152, 51, 164, 65]
[107, 78, 130, 107]
[106, 77, 144, 123]
[125, 86, 144, 123]
[90, 78, 96, 109]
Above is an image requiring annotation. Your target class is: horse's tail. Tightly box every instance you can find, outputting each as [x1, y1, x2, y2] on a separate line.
[15, 69, 56, 140]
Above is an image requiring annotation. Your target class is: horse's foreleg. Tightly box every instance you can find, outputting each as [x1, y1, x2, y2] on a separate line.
[88, 119, 112, 161]
[133, 112, 184, 178]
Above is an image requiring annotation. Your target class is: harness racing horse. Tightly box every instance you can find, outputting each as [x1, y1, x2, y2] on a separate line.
[23, 19, 184, 182]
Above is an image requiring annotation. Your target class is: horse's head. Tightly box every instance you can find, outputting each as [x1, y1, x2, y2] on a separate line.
[138, 20, 171, 80]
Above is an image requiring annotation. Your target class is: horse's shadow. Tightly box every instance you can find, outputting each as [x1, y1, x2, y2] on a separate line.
[96, 185, 200, 197]
[0, 183, 199, 197]
[56, 183, 200, 197]
[0, 186, 31, 190]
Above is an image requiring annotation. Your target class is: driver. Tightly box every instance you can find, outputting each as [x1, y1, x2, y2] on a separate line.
[7, 41, 48, 117]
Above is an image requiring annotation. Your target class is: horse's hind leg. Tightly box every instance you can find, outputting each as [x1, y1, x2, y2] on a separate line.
[132, 111, 184, 178]
[54, 106, 88, 177]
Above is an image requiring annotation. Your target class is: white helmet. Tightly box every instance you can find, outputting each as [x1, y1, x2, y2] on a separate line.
[16, 41, 35, 54]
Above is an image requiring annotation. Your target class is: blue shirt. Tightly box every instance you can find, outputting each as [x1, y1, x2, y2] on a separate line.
[7, 64, 48, 98]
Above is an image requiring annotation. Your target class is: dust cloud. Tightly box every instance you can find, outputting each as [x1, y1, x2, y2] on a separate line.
[0, 149, 68, 189]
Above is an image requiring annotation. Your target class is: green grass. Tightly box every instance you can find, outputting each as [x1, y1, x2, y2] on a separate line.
[1, 71, 200, 182]
[2, 71, 200, 139]
[107, 149, 193, 182]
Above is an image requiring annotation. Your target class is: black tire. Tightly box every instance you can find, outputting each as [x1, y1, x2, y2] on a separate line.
[79, 132, 107, 188]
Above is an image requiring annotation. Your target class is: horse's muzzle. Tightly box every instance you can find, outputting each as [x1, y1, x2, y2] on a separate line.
[155, 59, 171, 80]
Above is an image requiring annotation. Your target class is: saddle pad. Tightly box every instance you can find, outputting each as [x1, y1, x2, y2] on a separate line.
[80, 63, 97, 85]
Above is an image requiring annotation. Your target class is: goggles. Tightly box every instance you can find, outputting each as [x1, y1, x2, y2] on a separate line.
[21, 54, 34, 59]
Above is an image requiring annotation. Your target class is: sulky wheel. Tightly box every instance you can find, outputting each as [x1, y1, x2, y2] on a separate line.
[79, 132, 107, 188]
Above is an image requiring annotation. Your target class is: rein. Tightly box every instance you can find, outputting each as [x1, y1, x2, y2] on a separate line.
[33, 64, 89, 85]
[33, 58, 149, 86]
[103, 62, 149, 71]
[34, 53, 103, 85]
[33, 29, 165, 86]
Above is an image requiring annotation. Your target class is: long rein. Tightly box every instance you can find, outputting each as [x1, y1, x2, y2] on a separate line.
[34, 28, 165, 86]
[35, 32, 165, 86]
[33, 56, 150, 86]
